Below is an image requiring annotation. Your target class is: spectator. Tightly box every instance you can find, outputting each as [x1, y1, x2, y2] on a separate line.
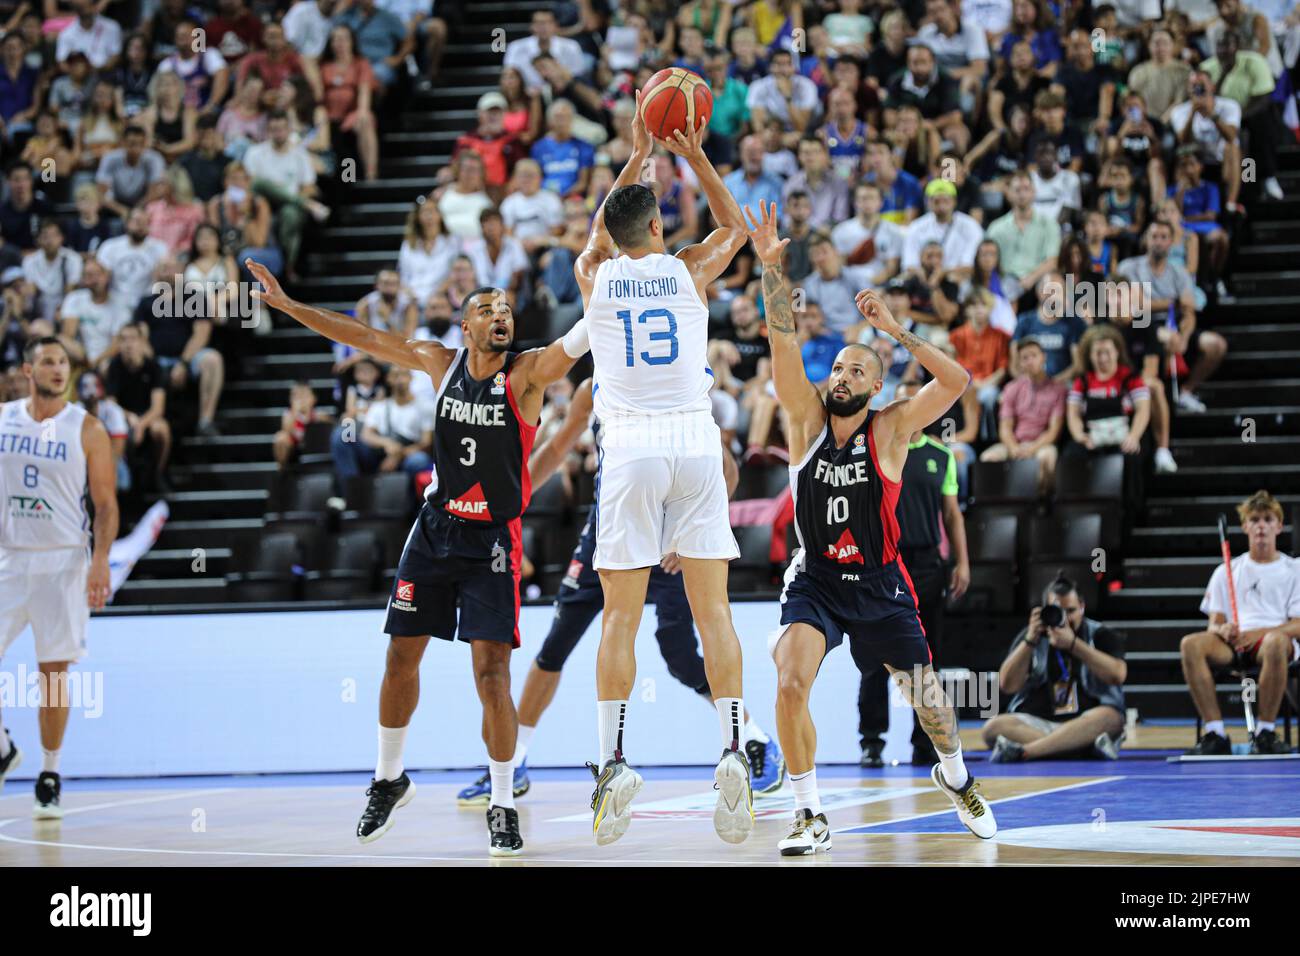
[648, 151, 697, 251]
[334, 0, 411, 93]
[320, 24, 379, 182]
[55, 0, 123, 71]
[381, 0, 448, 92]
[145, 0, 202, 61]
[97, 205, 169, 305]
[746, 48, 820, 148]
[883, 42, 970, 153]
[778, 189, 815, 282]
[1180, 490, 1299, 756]
[95, 124, 166, 219]
[1050, 28, 1118, 136]
[1012, 272, 1086, 381]
[802, 233, 871, 336]
[500, 158, 563, 254]
[1167, 70, 1242, 213]
[454, 91, 527, 193]
[62, 180, 118, 254]
[503, 8, 586, 94]
[466, 209, 529, 306]
[1029, 139, 1082, 224]
[158, 20, 231, 114]
[530, 99, 594, 197]
[75, 368, 130, 489]
[721, 293, 768, 384]
[431, 254, 480, 324]
[989, 39, 1050, 131]
[210, 160, 281, 280]
[831, 182, 904, 287]
[59, 256, 129, 371]
[283, 0, 336, 62]
[239, 21, 309, 99]
[533, 53, 606, 136]
[207, 0, 263, 67]
[332, 365, 433, 482]
[1168, 147, 1229, 280]
[723, 134, 783, 217]
[727, 26, 768, 85]
[986, 170, 1060, 307]
[243, 111, 329, 281]
[864, 139, 923, 224]
[817, 86, 868, 183]
[22, 218, 81, 324]
[1026, 89, 1084, 173]
[1115, 220, 1226, 412]
[77, 80, 126, 178]
[950, 289, 1010, 432]
[1097, 158, 1145, 258]
[796, 302, 843, 386]
[357, 268, 418, 337]
[1127, 28, 1189, 124]
[178, 114, 228, 202]
[901, 179, 985, 277]
[980, 335, 1065, 494]
[145, 165, 205, 256]
[917, 0, 990, 108]
[139, 69, 196, 162]
[21, 111, 77, 186]
[1206, 0, 1284, 76]
[1202, 31, 1282, 200]
[397, 197, 459, 306]
[823, 0, 873, 56]
[104, 321, 171, 490]
[1105, 89, 1166, 203]
[0, 33, 42, 141]
[781, 137, 849, 231]
[216, 74, 268, 157]
[703, 52, 748, 171]
[984, 572, 1128, 762]
[436, 150, 493, 239]
[964, 239, 1019, 334]
[498, 65, 542, 147]
[998, 0, 1063, 74]
[413, 294, 462, 350]
[759, 118, 798, 180]
[273, 380, 328, 470]
[1, 163, 54, 252]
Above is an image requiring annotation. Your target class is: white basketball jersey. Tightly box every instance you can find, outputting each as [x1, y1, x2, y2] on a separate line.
[587, 253, 713, 430]
[0, 400, 90, 553]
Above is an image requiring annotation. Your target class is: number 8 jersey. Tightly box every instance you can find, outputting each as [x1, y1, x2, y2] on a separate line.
[586, 253, 713, 450]
[0, 400, 90, 554]
[789, 409, 903, 575]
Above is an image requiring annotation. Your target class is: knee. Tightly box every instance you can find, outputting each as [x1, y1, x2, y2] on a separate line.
[1180, 631, 1210, 659]
[1259, 630, 1291, 664]
[1204, 332, 1227, 358]
[199, 350, 223, 376]
[776, 669, 811, 706]
[474, 663, 511, 699]
[981, 715, 1008, 742]
[385, 640, 422, 677]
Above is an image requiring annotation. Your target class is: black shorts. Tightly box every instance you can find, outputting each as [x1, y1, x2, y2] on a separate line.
[780, 559, 932, 671]
[383, 503, 522, 646]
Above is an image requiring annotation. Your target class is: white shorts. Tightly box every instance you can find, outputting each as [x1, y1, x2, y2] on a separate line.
[594, 447, 739, 570]
[0, 549, 89, 664]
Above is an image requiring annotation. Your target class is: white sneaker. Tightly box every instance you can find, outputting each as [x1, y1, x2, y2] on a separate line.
[1154, 447, 1178, 474]
[1264, 177, 1284, 200]
[777, 808, 832, 856]
[1176, 391, 1207, 414]
[713, 748, 754, 844]
[589, 758, 644, 846]
[930, 764, 997, 839]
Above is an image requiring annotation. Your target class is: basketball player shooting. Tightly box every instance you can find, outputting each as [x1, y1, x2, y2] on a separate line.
[742, 202, 997, 856]
[574, 87, 755, 846]
[0, 337, 117, 819]
[249, 261, 588, 857]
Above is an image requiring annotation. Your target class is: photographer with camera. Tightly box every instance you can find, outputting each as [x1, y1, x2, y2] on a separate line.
[982, 572, 1128, 762]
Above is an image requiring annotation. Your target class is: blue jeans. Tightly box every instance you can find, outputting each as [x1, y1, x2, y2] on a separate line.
[332, 426, 431, 482]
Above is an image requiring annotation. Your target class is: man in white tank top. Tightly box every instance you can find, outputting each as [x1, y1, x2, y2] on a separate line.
[0, 337, 117, 820]
[573, 94, 757, 847]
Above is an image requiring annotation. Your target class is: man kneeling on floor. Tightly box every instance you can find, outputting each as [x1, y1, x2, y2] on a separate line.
[983, 572, 1128, 762]
[1182, 490, 1300, 756]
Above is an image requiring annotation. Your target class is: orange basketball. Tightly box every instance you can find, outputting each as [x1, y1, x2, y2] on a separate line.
[639, 67, 713, 141]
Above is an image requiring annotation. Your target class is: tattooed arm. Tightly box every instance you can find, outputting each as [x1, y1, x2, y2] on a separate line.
[744, 201, 826, 462]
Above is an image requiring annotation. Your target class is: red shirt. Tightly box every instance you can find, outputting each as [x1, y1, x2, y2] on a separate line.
[949, 322, 1010, 380]
[238, 49, 304, 93]
[454, 131, 527, 187]
[321, 59, 377, 123]
[207, 14, 263, 63]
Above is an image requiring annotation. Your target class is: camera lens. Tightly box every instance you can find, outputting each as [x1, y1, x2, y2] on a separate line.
[1041, 604, 1066, 628]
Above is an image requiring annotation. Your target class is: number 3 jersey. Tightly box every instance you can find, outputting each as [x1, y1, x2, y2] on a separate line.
[586, 252, 716, 454]
[789, 409, 903, 576]
[0, 400, 90, 555]
[427, 349, 537, 525]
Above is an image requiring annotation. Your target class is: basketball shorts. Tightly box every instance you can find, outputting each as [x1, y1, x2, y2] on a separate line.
[0, 547, 89, 663]
[383, 504, 522, 647]
[593, 446, 739, 571]
[777, 556, 931, 672]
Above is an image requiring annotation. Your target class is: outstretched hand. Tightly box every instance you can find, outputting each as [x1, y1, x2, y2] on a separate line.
[246, 258, 291, 311]
[743, 201, 789, 267]
[854, 288, 902, 336]
[631, 88, 652, 157]
[659, 118, 706, 161]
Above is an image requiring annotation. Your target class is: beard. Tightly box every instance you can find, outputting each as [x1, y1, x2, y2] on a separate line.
[825, 390, 871, 418]
[485, 338, 511, 353]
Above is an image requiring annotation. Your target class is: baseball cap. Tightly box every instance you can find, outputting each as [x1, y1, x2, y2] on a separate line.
[884, 277, 909, 294]
[477, 91, 508, 112]
[924, 178, 958, 199]
[1, 266, 23, 286]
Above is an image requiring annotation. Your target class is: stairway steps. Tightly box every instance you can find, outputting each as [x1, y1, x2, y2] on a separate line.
[1126, 523, 1295, 557]
[132, 547, 234, 579]
[1140, 494, 1300, 527]
[162, 489, 269, 521]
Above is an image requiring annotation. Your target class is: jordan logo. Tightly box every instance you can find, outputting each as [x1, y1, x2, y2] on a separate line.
[825, 528, 864, 565]
[446, 482, 493, 521]
[893, 585, 904, 599]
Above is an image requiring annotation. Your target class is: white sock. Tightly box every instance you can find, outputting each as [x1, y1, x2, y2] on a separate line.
[42, 748, 60, 773]
[488, 758, 515, 809]
[0, 730, 11, 759]
[937, 743, 969, 790]
[598, 700, 627, 767]
[716, 697, 743, 752]
[376, 724, 408, 782]
[1257, 721, 1275, 733]
[1204, 720, 1225, 737]
[789, 767, 821, 815]
[743, 717, 770, 745]
[513, 724, 535, 766]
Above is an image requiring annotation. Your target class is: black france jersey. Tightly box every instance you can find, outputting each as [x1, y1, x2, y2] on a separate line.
[428, 349, 537, 525]
[789, 408, 903, 576]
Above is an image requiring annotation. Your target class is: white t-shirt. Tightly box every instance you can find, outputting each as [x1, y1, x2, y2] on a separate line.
[80, 397, 128, 439]
[438, 188, 493, 239]
[1099, 0, 1162, 28]
[1030, 168, 1083, 222]
[900, 211, 985, 272]
[502, 35, 586, 92]
[1167, 97, 1242, 163]
[830, 217, 905, 282]
[61, 288, 131, 362]
[364, 397, 433, 445]
[96, 235, 170, 305]
[243, 141, 317, 193]
[962, 0, 1013, 35]
[500, 189, 564, 241]
[465, 236, 529, 290]
[282, 0, 333, 57]
[746, 75, 822, 128]
[55, 16, 123, 68]
[398, 235, 461, 303]
[916, 19, 990, 72]
[1201, 553, 1300, 632]
[23, 249, 83, 323]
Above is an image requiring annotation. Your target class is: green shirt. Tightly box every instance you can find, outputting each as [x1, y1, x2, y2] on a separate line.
[1202, 52, 1274, 109]
[708, 77, 750, 138]
[985, 210, 1062, 281]
[897, 435, 957, 551]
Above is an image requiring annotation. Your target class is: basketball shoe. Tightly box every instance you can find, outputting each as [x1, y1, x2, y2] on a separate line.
[456, 759, 530, 807]
[713, 748, 754, 843]
[356, 773, 415, 844]
[33, 771, 62, 820]
[777, 808, 832, 856]
[746, 736, 785, 795]
[487, 805, 524, 856]
[930, 764, 997, 839]
[588, 757, 643, 846]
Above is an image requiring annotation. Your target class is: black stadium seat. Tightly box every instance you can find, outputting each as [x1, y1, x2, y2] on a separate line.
[226, 532, 302, 603]
[269, 471, 335, 521]
[297, 420, 335, 470]
[302, 529, 381, 600]
[965, 512, 1019, 567]
[970, 459, 1039, 505]
[1055, 454, 1124, 503]
[1030, 513, 1103, 563]
[346, 472, 412, 520]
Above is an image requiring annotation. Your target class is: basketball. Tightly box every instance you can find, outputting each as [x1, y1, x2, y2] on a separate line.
[639, 67, 713, 140]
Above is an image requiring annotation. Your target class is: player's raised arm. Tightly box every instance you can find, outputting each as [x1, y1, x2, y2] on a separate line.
[856, 289, 970, 441]
[744, 201, 824, 459]
[247, 258, 452, 380]
[575, 91, 653, 303]
[528, 378, 593, 487]
[669, 123, 748, 286]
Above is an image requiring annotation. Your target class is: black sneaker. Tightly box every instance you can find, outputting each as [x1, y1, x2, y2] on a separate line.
[0, 730, 21, 792]
[356, 773, 415, 844]
[859, 741, 884, 768]
[1185, 731, 1232, 756]
[1250, 729, 1292, 755]
[34, 771, 62, 819]
[487, 805, 523, 856]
